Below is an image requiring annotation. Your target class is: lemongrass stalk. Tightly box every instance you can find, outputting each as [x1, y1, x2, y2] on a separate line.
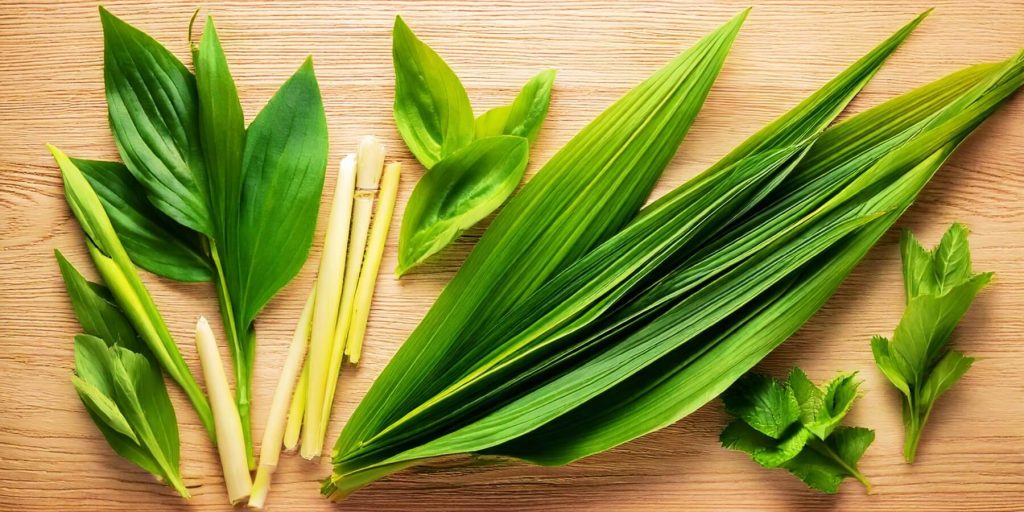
[346, 162, 402, 364]
[302, 155, 357, 459]
[249, 290, 316, 510]
[194, 317, 252, 505]
[318, 137, 386, 440]
[283, 362, 308, 451]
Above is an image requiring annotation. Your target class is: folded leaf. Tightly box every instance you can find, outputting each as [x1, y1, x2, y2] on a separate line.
[100, 6, 211, 235]
[71, 158, 211, 282]
[393, 15, 474, 168]
[397, 135, 529, 274]
[56, 249, 145, 352]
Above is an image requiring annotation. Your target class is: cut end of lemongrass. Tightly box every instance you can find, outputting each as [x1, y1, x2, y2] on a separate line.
[248, 465, 273, 510]
[356, 135, 386, 190]
[195, 316, 253, 505]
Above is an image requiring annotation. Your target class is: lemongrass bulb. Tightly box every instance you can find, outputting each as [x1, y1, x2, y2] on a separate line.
[194, 317, 252, 504]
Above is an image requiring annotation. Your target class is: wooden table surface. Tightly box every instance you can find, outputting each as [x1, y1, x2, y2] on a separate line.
[2, 1, 1022, 510]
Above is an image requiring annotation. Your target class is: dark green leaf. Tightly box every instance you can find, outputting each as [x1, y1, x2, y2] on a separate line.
[100, 7, 211, 235]
[397, 135, 530, 274]
[392, 15, 474, 168]
[722, 373, 800, 439]
[195, 16, 246, 250]
[70, 158, 212, 282]
[782, 427, 874, 494]
[230, 57, 328, 328]
[56, 251, 144, 352]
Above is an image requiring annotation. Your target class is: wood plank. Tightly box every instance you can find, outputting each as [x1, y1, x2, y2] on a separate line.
[1, 1, 1022, 510]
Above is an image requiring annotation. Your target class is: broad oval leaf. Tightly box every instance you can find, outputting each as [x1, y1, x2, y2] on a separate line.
[100, 7, 211, 235]
[397, 135, 529, 275]
[231, 57, 329, 327]
[392, 15, 474, 168]
[71, 158, 212, 282]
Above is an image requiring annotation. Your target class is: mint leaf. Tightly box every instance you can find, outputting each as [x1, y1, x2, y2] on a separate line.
[872, 223, 990, 463]
[721, 369, 873, 494]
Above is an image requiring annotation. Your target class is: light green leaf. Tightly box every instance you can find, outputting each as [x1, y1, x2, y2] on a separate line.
[782, 427, 874, 494]
[72, 375, 137, 443]
[504, 69, 556, 142]
[71, 158, 212, 282]
[474, 106, 512, 139]
[920, 350, 974, 406]
[397, 135, 530, 275]
[100, 7, 211, 235]
[392, 15, 474, 168]
[722, 373, 800, 439]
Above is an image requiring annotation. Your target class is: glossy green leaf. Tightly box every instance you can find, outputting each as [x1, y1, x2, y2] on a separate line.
[56, 249, 145, 353]
[397, 135, 530, 274]
[100, 6, 211, 235]
[475, 69, 556, 142]
[722, 373, 800, 439]
[504, 69, 556, 142]
[71, 158, 211, 282]
[873, 222, 993, 462]
[195, 15, 246, 251]
[393, 15, 474, 168]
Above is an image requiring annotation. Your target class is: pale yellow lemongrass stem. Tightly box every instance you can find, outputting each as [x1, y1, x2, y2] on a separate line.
[302, 155, 356, 459]
[346, 162, 401, 364]
[194, 317, 253, 505]
[249, 290, 315, 510]
[282, 361, 308, 452]
[319, 136, 386, 440]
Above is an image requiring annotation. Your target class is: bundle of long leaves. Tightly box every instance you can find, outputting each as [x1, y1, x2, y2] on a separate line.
[70, 8, 329, 466]
[325, 10, 1024, 497]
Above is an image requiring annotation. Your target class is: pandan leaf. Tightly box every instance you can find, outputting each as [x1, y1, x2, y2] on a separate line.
[100, 6, 211, 235]
[397, 135, 530, 274]
[334, 10, 748, 467]
[71, 158, 212, 282]
[393, 15, 474, 168]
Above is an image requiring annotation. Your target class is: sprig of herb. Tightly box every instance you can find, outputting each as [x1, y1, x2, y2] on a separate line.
[872, 223, 991, 462]
[56, 252, 189, 498]
[392, 16, 556, 274]
[720, 369, 874, 494]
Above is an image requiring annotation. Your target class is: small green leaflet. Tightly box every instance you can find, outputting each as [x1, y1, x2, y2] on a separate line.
[872, 223, 991, 463]
[720, 369, 873, 494]
[392, 17, 555, 274]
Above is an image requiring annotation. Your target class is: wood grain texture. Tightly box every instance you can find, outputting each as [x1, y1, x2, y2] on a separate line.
[1, 1, 1022, 510]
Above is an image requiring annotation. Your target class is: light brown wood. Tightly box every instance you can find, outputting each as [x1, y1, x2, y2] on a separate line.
[2, 1, 1022, 510]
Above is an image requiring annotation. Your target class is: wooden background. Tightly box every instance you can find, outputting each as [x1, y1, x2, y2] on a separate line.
[1, 1, 1022, 510]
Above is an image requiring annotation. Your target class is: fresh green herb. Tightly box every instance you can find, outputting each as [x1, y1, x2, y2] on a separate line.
[720, 369, 873, 494]
[56, 252, 189, 498]
[82, 8, 330, 465]
[51, 146, 214, 439]
[392, 16, 556, 274]
[326, 13, 1024, 497]
[872, 223, 991, 463]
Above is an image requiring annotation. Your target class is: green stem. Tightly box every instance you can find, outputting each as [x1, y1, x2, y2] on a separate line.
[807, 437, 872, 493]
[903, 394, 930, 464]
[208, 239, 255, 469]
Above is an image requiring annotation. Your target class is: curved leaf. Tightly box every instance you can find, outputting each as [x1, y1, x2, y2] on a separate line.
[397, 135, 529, 275]
[392, 15, 474, 168]
[71, 158, 212, 282]
[474, 106, 511, 140]
[231, 57, 328, 328]
[504, 69, 556, 142]
[56, 250, 146, 352]
[100, 7, 211, 235]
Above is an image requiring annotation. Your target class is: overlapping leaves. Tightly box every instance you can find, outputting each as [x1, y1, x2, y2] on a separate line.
[872, 223, 991, 462]
[720, 369, 873, 494]
[393, 16, 557, 273]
